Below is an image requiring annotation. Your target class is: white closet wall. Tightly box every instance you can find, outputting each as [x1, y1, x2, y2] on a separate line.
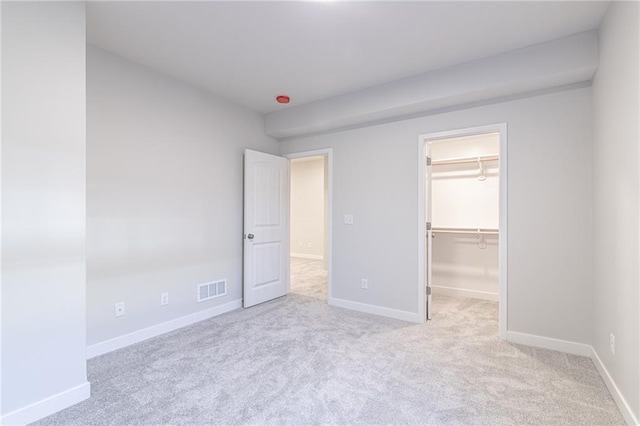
[431, 133, 500, 300]
[290, 157, 325, 259]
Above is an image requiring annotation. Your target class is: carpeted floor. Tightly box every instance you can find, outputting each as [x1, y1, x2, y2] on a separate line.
[35, 258, 623, 425]
[290, 257, 328, 300]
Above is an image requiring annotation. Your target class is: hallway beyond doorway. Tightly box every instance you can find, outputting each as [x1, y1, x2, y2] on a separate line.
[290, 257, 327, 301]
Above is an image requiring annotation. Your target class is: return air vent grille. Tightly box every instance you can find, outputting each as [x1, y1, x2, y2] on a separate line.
[197, 279, 227, 302]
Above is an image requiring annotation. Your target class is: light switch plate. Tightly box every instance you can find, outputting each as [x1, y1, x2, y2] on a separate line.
[344, 214, 354, 225]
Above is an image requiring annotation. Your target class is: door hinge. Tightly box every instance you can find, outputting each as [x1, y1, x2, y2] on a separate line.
[426, 222, 432, 231]
[426, 286, 432, 295]
[426, 157, 432, 166]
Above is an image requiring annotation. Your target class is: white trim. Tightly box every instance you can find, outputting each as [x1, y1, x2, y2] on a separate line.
[290, 253, 323, 260]
[591, 348, 639, 426]
[417, 138, 425, 324]
[86, 299, 242, 359]
[506, 331, 591, 357]
[497, 125, 508, 341]
[284, 149, 333, 301]
[0, 381, 90, 426]
[417, 123, 508, 340]
[432, 285, 499, 302]
[329, 297, 419, 323]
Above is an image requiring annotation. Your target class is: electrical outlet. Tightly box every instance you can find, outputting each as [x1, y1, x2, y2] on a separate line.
[344, 214, 354, 225]
[361, 278, 368, 289]
[610, 333, 615, 355]
[161, 292, 169, 306]
[114, 302, 125, 317]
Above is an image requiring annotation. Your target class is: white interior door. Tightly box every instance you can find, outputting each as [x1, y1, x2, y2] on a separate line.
[426, 145, 433, 320]
[243, 149, 290, 308]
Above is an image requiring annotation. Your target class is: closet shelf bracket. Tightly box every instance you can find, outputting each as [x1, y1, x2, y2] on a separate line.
[477, 158, 486, 181]
[477, 229, 487, 249]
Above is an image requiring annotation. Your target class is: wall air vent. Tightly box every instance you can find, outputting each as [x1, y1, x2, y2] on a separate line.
[197, 279, 227, 302]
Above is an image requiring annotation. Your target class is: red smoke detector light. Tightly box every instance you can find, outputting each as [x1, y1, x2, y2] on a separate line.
[276, 95, 290, 104]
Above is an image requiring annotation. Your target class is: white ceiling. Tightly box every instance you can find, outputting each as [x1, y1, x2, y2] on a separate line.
[87, 1, 609, 113]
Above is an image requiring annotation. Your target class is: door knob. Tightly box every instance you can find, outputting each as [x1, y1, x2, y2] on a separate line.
[247, 233, 255, 240]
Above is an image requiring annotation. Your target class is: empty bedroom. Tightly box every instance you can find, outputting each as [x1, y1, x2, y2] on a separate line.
[1, 1, 638, 425]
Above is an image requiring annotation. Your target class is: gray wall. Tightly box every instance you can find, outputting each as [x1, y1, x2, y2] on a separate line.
[86, 47, 279, 346]
[280, 87, 593, 344]
[592, 1, 640, 420]
[1, 1, 88, 417]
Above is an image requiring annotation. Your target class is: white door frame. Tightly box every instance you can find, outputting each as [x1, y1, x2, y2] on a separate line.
[417, 123, 508, 340]
[284, 148, 333, 301]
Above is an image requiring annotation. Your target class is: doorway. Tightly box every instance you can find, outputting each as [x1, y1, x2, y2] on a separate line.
[417, 124, 508, 339]
[285, 149, 333, 302]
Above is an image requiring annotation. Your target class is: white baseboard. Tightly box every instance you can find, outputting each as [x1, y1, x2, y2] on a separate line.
[86, 299, 242, 359]
[0, 381, 90, 426]
[506, 331, 592, 357]
[432, 285, 499, 302]
[591, 347, 639, 426]
[290, 253, 324, 260]
[328, 297, 419, 323]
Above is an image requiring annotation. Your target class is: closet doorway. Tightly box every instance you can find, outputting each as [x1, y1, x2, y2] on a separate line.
[285, 150, 333, 303]
[417, 124, 507, 339]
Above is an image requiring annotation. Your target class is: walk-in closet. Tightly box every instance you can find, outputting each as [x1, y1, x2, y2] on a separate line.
[425, 131, 501, 328]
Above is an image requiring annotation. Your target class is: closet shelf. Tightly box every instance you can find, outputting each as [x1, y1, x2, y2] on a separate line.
[432, 227, 499, 235]
[431, 154, 499, 166]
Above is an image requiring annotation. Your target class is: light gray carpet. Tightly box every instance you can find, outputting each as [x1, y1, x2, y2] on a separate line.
[290, 257, 328, 300]
[35, 258, 623, 425]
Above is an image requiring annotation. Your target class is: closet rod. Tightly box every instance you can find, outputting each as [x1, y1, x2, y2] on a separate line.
[432, 154, 499, 166]
[432, 227, 499, 235]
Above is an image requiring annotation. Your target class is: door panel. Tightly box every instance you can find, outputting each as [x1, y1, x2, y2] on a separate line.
[243, 150, 290, 308]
